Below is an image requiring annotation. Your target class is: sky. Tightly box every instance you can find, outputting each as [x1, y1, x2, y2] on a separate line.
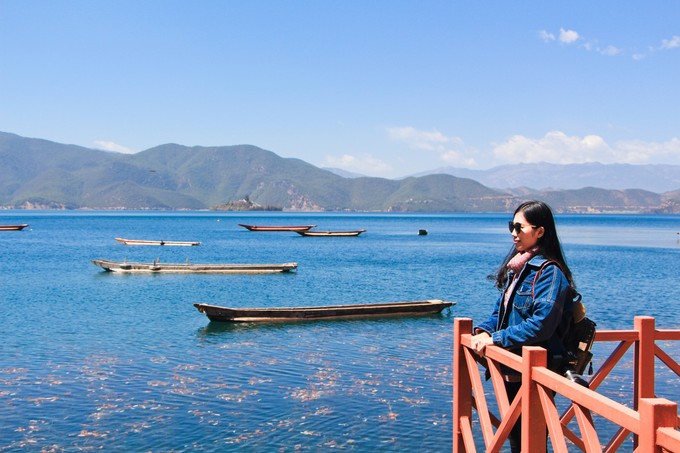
[1, 1, 679, 178]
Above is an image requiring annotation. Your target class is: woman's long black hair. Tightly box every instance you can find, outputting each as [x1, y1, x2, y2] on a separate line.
[492, 200, 574, 289]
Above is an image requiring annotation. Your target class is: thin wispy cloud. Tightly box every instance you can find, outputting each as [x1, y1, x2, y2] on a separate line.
[598, 45, 621, 56]
[538, 28, 678, 59]
[325, 153, 393, 175]
[538, 30, 555, 42]
[386, 126, 477, 167]
[93, 140, 134, 154]
[638, 34, 680, 59]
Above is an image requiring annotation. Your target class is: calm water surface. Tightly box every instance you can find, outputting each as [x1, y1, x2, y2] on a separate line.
[1, 212, 679, 451]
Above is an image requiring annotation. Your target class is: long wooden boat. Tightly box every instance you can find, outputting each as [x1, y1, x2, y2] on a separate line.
[0, 224, 29, 231]
[194, 299, 454, 322]
[296, 229, 366, 237]
[238, 224, 317, 232]
[115, 237, 201, 246]
[91, 259, 297, 274]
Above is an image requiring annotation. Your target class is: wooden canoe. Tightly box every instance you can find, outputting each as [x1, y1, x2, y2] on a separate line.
[0, 224, 29, 231]
[296, 229, 366, 237]
[92, 259, 297, 274]
[115, 237, 201, 246]
[193, 299, 454, 322]
[238, 224, 317, 232]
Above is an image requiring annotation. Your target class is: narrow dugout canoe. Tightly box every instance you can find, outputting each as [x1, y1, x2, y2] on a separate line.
[0, 224, 29, 231]
[193, 299, 455, 322]
[238, 224, 317, 232]
[115, 237, 201, 246]
[91, 259, 297, 274]
[296, 229, 366, 237]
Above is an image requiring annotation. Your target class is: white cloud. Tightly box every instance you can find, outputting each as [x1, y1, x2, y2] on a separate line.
[599, 45, 621, 56]
[386, 126, 477, 167]
[615, 137, 680, 163]
[325, 153, 393, 175]
[559, 28, 579, 44]
[660, 35, 680, 50]
[557, 28, 619, 56]
[492, 131, 680, 165]
[93, 140, 134, 154]
[538, 30, 555, 42]
[328, 131, 680, 176]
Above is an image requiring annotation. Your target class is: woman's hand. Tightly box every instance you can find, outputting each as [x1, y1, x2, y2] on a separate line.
[470, 332, 494, 356]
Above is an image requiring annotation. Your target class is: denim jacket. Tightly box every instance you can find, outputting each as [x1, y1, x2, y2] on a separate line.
[475, 255, 574, 369]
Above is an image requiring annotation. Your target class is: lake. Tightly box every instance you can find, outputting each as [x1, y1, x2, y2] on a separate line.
[1, 211, 679, 451]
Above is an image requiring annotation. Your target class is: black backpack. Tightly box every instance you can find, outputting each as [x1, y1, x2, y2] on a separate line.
[533, 261, 596, 377]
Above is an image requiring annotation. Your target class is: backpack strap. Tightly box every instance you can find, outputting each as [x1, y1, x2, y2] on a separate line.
[532, 259, 581, 303]
[531, 260, 559, 299]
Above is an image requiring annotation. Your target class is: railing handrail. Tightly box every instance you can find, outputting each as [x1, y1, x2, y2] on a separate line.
[453, 316, 680, 452]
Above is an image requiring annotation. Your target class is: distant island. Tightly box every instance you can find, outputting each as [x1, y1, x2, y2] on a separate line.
[212, 197, 282, 211]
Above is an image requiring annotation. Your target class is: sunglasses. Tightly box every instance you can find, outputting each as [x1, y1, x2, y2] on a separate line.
[508, 221, 537, 234]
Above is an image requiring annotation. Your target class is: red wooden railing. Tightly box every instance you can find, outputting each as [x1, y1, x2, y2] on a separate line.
[453, 316, 680, 452]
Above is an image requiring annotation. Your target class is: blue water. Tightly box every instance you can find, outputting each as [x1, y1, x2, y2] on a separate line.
[1, 211, 679, 451]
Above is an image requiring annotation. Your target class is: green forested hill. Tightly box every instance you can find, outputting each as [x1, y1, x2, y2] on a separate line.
[0, 131, 677, 213]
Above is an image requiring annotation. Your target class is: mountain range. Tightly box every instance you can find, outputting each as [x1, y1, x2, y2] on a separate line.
[1, 131, 679, 213]
[412, 163, 680, 193]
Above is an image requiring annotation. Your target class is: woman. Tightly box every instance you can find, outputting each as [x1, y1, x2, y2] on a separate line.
[470, 200, 576, 452]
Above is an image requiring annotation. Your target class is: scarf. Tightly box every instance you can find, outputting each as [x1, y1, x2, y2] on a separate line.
[502, 247, 539, 311]
[506, 247, 539, 274]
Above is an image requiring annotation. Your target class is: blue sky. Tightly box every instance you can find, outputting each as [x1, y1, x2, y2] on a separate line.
[1, 1, 679, 178]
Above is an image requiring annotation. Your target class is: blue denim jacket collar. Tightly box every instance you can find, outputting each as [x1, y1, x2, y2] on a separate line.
[505, 255, 549, 291]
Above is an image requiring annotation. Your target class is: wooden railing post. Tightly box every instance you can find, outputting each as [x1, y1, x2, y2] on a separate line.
[635, 316, 656, 405]
[522, 346, 548, 452]
[453, 318, 473, 453]
[638, 398, 677, 452]
[634, 316, 657, 450]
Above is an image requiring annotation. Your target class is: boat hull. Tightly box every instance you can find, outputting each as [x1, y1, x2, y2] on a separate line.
[92, 259, 297, 274]
[238, 224, 317, 232]
[115, 237, 201, 246]
[194, 300, 454, 322]
[296, 229, 366, 237]
[0, 224, 29, 231]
